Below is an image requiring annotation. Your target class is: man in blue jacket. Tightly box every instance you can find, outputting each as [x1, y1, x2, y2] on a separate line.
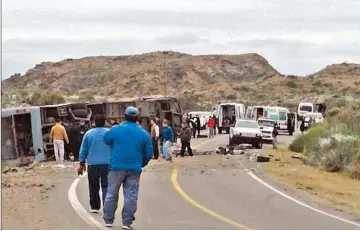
[78, 114, 111, 213]
[102, 106, 153, 229]
[161, 119, 174, 162]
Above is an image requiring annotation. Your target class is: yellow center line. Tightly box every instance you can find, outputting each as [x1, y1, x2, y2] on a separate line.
[170, 135, 252, 230]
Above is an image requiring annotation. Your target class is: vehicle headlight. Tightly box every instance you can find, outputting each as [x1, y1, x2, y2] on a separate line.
[256, 133, 261, 137]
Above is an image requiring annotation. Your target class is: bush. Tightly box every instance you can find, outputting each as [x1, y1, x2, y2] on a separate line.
[289, 105, 360, 178]
[286, 80, 297, 88]
[27, 92, 66, 106]
[327, 107, 341, 117]
[289, 125, 328, 153]
[78, 93, 95, 102]
[304, 136, 360, 175]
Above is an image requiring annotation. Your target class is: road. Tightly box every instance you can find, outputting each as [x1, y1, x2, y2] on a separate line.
[70, 129, 360, 230]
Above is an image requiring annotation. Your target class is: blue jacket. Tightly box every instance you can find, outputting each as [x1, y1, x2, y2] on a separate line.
[79, 127, 111, 165]
[103, 121, 153, 173]
[161, 126, 174, 143]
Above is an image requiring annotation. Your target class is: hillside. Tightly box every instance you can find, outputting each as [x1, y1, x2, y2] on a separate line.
[2, 51, 360, 110]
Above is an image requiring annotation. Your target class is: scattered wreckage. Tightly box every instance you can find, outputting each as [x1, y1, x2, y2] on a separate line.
[1, 95, 183, 165]
[215, 144, 271, 162]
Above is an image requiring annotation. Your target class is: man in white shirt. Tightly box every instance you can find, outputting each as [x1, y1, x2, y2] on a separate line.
[150, 119, 160, 159]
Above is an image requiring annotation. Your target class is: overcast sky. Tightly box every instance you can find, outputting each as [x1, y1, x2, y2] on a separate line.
[2, 0, 360, 79]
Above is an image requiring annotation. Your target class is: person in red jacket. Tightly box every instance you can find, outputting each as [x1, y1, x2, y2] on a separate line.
[207, 116, 215, 138]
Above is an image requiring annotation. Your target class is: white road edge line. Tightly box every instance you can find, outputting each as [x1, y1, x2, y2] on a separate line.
[247, 171, 360, 228]
[68, 172, 104, 229]
[68, 133, 225, 228]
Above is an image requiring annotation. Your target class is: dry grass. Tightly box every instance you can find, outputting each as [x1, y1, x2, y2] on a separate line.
[264, 146, 360, 217]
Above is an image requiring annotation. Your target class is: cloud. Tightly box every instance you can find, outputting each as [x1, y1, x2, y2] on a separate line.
[2, 0, 360, 78]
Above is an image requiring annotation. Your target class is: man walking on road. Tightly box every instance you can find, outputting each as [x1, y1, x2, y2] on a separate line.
[207, 116, 215, 138]
[272, 123, 278, 149]
[212, 115, 217, 135]
[78, 114, 111, 213]
[150, 119, 160, 160]
[195, 115, 201, 137]
[161, 119, 174, 162]
[179, 122, 193, 157]
[102, 106, 153, 229]
[50, 118, 69, 162]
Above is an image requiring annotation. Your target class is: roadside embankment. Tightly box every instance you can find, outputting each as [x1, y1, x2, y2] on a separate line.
[263, 99, 360, 217]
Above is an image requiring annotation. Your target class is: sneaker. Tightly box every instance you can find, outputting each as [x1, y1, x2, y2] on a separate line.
[90, 209, 99, 213]
[104, 223, 113, 228]
[122, 225, 133, 230]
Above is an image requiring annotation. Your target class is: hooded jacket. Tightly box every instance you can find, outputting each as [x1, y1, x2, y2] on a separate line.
[79, 127, 110, 165]
[103, 121, 153, 173]
[161, 126, 174, 143]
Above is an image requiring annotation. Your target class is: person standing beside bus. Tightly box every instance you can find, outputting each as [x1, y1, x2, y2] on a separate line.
[50, 118, 69, 162]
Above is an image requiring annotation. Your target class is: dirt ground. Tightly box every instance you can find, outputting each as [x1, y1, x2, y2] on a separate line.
[1, 161, 78, 230]
[263, 146, 360, 218]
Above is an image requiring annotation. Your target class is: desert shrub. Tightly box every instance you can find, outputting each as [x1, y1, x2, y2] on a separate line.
[289, 125, 328, 153]
[327, 107, 341, 117]
[226, 94, 237, 100]
[286, 80, 297, 88]
[290, 106, 360, 178]
[78, 93, 95, 102]
[27, 92, 65, 106]
[304, 136, 360, 175]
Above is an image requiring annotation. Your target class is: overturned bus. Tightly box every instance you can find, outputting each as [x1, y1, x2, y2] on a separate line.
[88, 95, 183, 135]
[1, 95, 182, 164]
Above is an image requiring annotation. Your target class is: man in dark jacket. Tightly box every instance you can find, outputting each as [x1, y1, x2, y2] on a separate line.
[179, 122, 193, 157]
[189, 119, 196, 138]
[195, 115, 201, 137]
[272, 123, 278, 149]
[212, 115, 217, 135]
[69, 120, 89, 161]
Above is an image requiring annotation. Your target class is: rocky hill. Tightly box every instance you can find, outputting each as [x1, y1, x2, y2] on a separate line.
[2, 51, 360, 110]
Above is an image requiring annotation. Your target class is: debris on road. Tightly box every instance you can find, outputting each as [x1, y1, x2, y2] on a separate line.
[216, 144, 250, 155]
[197, 134, 208, 138]
[256, 155, 271, 162]
[291, 154, 303, 160]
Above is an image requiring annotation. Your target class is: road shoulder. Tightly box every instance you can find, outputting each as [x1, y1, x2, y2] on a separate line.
[260, 146, 360, 220]
[2, 162, 94, 230]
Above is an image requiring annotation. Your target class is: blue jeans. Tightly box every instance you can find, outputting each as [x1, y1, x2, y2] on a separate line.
[103, 170, 141, 226]
[87, 164, 109, 210]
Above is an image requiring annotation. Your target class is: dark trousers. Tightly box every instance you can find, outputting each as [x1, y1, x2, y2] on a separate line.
[180, 140, 193, 157]
[197, 127, 200, 136]
[70, 144, 80, 161]
[214, 126, 217, 135]
[192, 128, 196, 138]
[88, 164, 109, 210]
[152, 138, 159, 159]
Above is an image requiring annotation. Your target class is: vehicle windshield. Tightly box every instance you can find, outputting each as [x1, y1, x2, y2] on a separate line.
[235, 120, 259, 128]
[300, 105, 312, 112]
[258, 120, 274, 127]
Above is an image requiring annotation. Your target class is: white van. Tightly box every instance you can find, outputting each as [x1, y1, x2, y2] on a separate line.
[188, 111, 211, 129]
[248, 106, 279, 121]
[298, 102, 314, 120]
[272, 106, 296, 135]
[216, 102, 246, 134]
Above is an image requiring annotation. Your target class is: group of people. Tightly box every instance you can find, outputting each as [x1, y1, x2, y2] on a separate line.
[184, 114, 218, 139]
[50, 106, 199, 229]
[50, 119, 89, 162]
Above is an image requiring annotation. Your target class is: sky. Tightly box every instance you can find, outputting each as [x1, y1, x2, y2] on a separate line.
[2, 0, 360, 79]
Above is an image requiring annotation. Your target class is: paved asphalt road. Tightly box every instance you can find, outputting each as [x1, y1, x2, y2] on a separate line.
[73, 129, 360, 230]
